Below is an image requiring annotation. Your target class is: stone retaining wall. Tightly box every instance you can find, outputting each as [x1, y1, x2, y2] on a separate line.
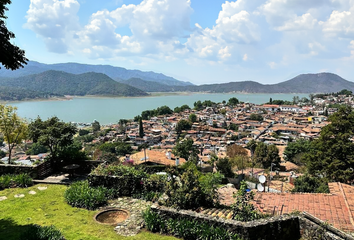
[150, 205, 354, 240]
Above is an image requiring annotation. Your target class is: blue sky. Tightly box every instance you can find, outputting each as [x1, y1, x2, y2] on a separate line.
[5, 0, 354, 84]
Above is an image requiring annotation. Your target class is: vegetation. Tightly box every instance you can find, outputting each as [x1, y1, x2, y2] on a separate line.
[0, 0, 28, 70]
[92, 120, 100, 132]
[303, 106, 354, 183]
[97, 141, 132, 156]
[164, 163, 217, 209]
[173, 104, 190, 113]
[28, 117, 77, 161]
[0, 71, 147, 97]
[172, 138, 199, 161]
[26, 142, 48, 155]
[0, 86, 62, 101]
[175, 119, 192, 134]
[0, 173, 33, 189]
[0, 184, 177, 240]
[216, 157, 235, 178]
[20, 224, 65, 240]
[227, 97, 239, 106]
[0, 104, 28, 164]
[253, 143, 280, 169]
[193, 100, 216, 110]
[284, 139, 312, 164]
[188, 113, 197, 123]
[292, 175, 329, 193]
[139, 118, 144, 138]
[140, 105, 173, 120]
[143, 208, 242, 240]
[249, 113, 263, 121]
[232, 181, 266, 221]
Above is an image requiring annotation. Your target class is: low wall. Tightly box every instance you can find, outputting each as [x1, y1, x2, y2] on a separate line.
[150, 205, 354, 240]
[0, 160, 52, 179]
[150, 205, 300, 240]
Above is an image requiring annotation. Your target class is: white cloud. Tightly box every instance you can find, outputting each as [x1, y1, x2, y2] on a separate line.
[25, 0, 80, 53]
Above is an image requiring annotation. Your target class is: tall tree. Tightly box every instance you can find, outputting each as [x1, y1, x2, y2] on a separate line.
[0, 0, 28, 70]
[139, 117, 144, 138]
[172, 138, 199, 161]
[28, 117, 77, 160]
[227, 97, 239, 106]
[189, 113, 197, 123]
[0, 105, 27, 164]
[303, 106, 354, 183]
[92, 120, 100, 132]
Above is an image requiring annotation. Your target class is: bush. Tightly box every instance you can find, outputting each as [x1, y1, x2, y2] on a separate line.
[20, 224, 65, 240]
[64, 181, 108, 210]
[216, 157, 235, 178]
[0, 174, 12, 189]
[143, 208, 241, 240]
[91, 164, 146, 178]
[14, 173, 33, 187]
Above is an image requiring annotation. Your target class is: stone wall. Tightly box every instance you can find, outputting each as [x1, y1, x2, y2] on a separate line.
[150, 205, 354, 240]
[150, 205, 301, 240]
[0, 164, 37, 177]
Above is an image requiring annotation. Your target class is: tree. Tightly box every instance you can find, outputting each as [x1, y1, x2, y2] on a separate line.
[139, 118, 144, 138]
[92, 120, 100, 132]
[269, 98, 272, 104]
[28, 117, 77, 160]
[249, 113, 263, 121]
[303, 106, 354, 183]
[172, 138, 198, 161]
[227, 144, 248, 158]
[78, 129, 90, 136]
[188, 113, 197, 123]
[26, 142, 48, 155]
[246, 140, 257, 157]
[292, 174, 329, 193]
[227, 97, 239, 106]
[0, 105, 27, 164]
[265, 144, 281, 168]
[216, 157, 235, 178]
[284, 139, 311, 164]
[175, 119, 192, 134]
[0, 0, 28, 70]
[254, 142, 268, 167]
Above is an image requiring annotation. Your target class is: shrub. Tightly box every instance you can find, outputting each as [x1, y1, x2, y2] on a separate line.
[64, 181, 108, 210]
[143, 208, 241, 240]
[216, 157, 235, 178]
[20, 224, 65, 240]
[143, 174, 167, 193]
[14, 173, 33, 187]
[91, 164, 146, 178]
[0, 174, 12, 189]
[164, 163, 215, 209]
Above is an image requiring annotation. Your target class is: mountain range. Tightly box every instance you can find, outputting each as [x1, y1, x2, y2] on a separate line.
[1, 60, 354, 101]
[122, 72, 354, 94]
[0, 61, 193, 86]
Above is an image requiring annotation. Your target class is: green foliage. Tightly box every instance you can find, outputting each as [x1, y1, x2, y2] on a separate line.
[78, 129, 90, 136]
[254, 143, 280, 168]
[172, 138, 198, 161]
[0, 0, 28, 71]
[0, 173, 33, 189]
[28, 117, 77, 161]
[97, 141, 132, 156]
[143, 208, 241, 240]
[193, 100, 216, 110]
[227, 97, 239, 106]
[0, 86, 62, 101]
[139, 118, 144, 138]
[284, 139, 312, 163]
[141, 105, 173, 120]
[64, 181, 108, 210]
[0, 174, 12, 189]
[143, 174, 167, 193]
[164, 164, 215, 209]
[249, 113, 263, 121]
[175, 119, 192, 134]
[98, 142, 116, 153]
[0, 149, 6, 158]
[228, 123, 238, 131]
[91, 164, 146, 178]
[26, 142, 48, 155]
[292, 174, 329, 193]
[14, 173, 33, 187]
[58, 140, 87, 162]
[199, 172, 224, 201]
[267, 99, 292, 105]
[303, 106, 354, 183]
[174, 104, 190, 113]
[91, 120, 100, 132]
[232, 181, 265, 221]
[20, 225, 65, 240]
[216, 157, 235, 178]
[188, 113, 197, 123]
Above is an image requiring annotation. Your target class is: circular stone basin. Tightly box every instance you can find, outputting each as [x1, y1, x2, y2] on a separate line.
[95, 209, 130, 225]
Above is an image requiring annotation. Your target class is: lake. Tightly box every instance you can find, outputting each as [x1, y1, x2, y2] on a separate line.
[12, 93, 309, 125]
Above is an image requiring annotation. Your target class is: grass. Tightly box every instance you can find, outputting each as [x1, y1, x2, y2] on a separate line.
[0, 184, 178, 240]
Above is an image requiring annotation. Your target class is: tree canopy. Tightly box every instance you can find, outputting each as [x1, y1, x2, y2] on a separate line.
[303, 106, 354, 183]
[175, 119, 192, 134]
[0, 104, 27, 163]
[172, 138, 199, 161]
[0, 0, 28, 70]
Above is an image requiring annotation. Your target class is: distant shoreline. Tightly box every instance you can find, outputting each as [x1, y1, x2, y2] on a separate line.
[0, 91, 311, 104]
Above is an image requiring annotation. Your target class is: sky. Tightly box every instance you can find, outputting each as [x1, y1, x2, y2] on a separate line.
[4, 0, 354, 85]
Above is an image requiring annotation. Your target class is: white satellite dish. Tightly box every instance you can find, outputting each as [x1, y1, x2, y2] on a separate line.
[259, 175, 266, 183]
[257, 184, 264, 192]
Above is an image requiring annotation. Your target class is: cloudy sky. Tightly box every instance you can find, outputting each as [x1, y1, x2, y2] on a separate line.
[5, 0, 354, 84]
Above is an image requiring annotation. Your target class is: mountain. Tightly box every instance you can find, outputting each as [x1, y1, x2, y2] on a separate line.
[121, 78, 181, 92]
[168, 73, 354, 94]
[0, 61, 193, 86]
[0, 86, 63, 101]
[0, 70, 148, 97]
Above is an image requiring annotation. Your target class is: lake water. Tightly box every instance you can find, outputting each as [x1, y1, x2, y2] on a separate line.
[12, 93, 309, 125]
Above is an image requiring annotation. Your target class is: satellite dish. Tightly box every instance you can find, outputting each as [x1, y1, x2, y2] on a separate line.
[259, 175, 266, 183]
[257, 184, 264, 192]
